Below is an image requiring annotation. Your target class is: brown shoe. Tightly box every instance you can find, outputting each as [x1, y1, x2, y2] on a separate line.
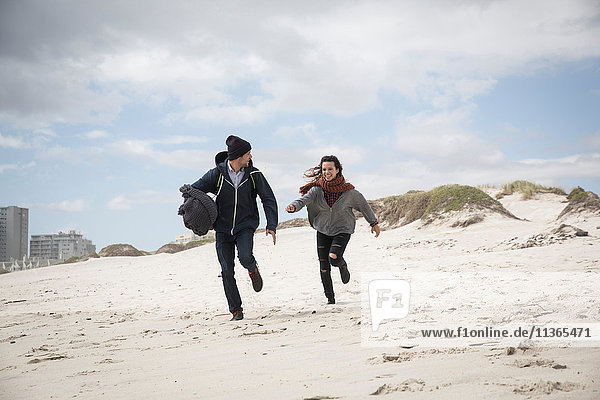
[230, 310, 244, 321]
[249, 265, 263, 292]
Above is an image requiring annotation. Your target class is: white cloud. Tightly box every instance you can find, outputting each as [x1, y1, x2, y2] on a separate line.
[349, 153, 600, 200]
[419, 77, 498, 109]
[0, 164, 18, 173]
[107, 195, 131, 211]
[395, 107, 505, 167]
[516, 154, 600, 179]
[0, 161, 36, 174]
[41, 145, 77, 160]
[36, 145, 104, 164]
[26, 134, 209, 168]
[107, 190, 179, 211]
[83, 130, 109, 139]
[110, 138, 213, 170]
[0, 132, 27, 149]
[469, 154, 600, 190]
[0, 57, 127, 128]
[156, 136, 209, 145]
[261, 0, 600, 114]
[271, 123, 365, 161]
[153, 149, 215, 170]
[273, 123, 321, 144]
[182, 100, 274, 125]
[1, 1, 598, 127]
[0, 129, 59, 153]
[47, 199, 87, 212]
[30, 128, 57, 140]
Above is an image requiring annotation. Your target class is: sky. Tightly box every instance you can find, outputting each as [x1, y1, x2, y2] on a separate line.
[1, 0, 599, 252]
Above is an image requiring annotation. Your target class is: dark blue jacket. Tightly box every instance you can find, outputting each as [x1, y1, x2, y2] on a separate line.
[191, 151, 278, 235]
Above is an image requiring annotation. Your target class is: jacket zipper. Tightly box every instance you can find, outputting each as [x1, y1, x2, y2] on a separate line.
[327, 192, 333, 227]
[326, 190, 345, 229]
[231, 186, 238, 235]
[231, 178, 249, 235]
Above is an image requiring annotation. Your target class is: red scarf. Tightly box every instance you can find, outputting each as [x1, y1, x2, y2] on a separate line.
[299, 174, 355, 195]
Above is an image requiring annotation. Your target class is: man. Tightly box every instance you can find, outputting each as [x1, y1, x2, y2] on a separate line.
[192, 135, 278, 321]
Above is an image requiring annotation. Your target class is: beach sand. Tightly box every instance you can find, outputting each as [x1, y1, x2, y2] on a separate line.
[1, 192, 599, 399]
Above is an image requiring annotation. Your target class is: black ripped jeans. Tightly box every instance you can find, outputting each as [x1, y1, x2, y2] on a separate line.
[316, 231, 351, 301]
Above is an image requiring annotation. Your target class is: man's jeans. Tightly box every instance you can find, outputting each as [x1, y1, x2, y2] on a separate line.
[215, 229, 257, 313]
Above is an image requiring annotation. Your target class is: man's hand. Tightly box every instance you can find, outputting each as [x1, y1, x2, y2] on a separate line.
[285, 204, 296, 213]
[266, 229, 276, 245]
[371, 224, 381, 238]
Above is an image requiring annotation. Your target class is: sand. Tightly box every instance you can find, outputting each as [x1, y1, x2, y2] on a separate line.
[1, 192, 599, 399]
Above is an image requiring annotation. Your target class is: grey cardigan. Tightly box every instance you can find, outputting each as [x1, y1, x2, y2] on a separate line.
[290, 187, 378, 236]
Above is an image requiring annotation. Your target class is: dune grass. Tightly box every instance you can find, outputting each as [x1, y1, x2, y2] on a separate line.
[184, 238, 215, 249]
[378, 190, 431, 227]
[558, 186, 600, 219]
[98, 243, 145, 257]
[496, 180, 565, 200]
[373, 184, 514, 228]
[566, 186, 587, 203]
[60, 252, 99, 264]
[424, 185, 500, 215]
[61, 256, 82, 264]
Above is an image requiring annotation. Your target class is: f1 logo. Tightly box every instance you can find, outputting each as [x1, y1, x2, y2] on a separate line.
[369, 280, 410, 331]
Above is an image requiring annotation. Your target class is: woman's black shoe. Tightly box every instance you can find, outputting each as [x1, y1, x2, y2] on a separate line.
[340, 265, 350, 284]
[326, 292, 335, 304]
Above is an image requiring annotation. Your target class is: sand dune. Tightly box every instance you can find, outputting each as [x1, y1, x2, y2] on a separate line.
[1, 191, 599, 399]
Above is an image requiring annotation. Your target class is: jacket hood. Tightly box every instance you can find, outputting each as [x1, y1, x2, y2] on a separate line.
[214, 150, 254, 170]
[215, 151, 228, 166]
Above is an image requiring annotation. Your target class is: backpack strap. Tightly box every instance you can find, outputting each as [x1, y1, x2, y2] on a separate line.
[249, 171, 258, 197]
[215, 172, 224, 197]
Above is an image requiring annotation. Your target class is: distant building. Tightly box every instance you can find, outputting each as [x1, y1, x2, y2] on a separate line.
[174, 232, 213, 244]
[0, 206, 29, 262]
[30, 230, 96, 262]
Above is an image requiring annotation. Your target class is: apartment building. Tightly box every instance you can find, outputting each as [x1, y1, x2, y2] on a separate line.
[0, 206, 29, 262]
[174, 232, 213, 244]
[30, 230, 96, 262]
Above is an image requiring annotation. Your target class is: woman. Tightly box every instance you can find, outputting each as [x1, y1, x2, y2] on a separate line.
[286, 155, 380, 304]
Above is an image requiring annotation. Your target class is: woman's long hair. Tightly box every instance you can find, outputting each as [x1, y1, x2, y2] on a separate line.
[304, 155, 343, 182]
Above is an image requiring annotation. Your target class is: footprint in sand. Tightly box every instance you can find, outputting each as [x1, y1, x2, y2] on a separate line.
[27, 354, 67, 364]
[512, 358, 567, 369]
[512, 380, 584, 395]
[95, 358, 124, 364]
[371, 379, 426, 395]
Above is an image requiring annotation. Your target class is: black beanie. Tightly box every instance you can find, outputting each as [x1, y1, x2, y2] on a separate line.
[226, 135, 251, 160]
